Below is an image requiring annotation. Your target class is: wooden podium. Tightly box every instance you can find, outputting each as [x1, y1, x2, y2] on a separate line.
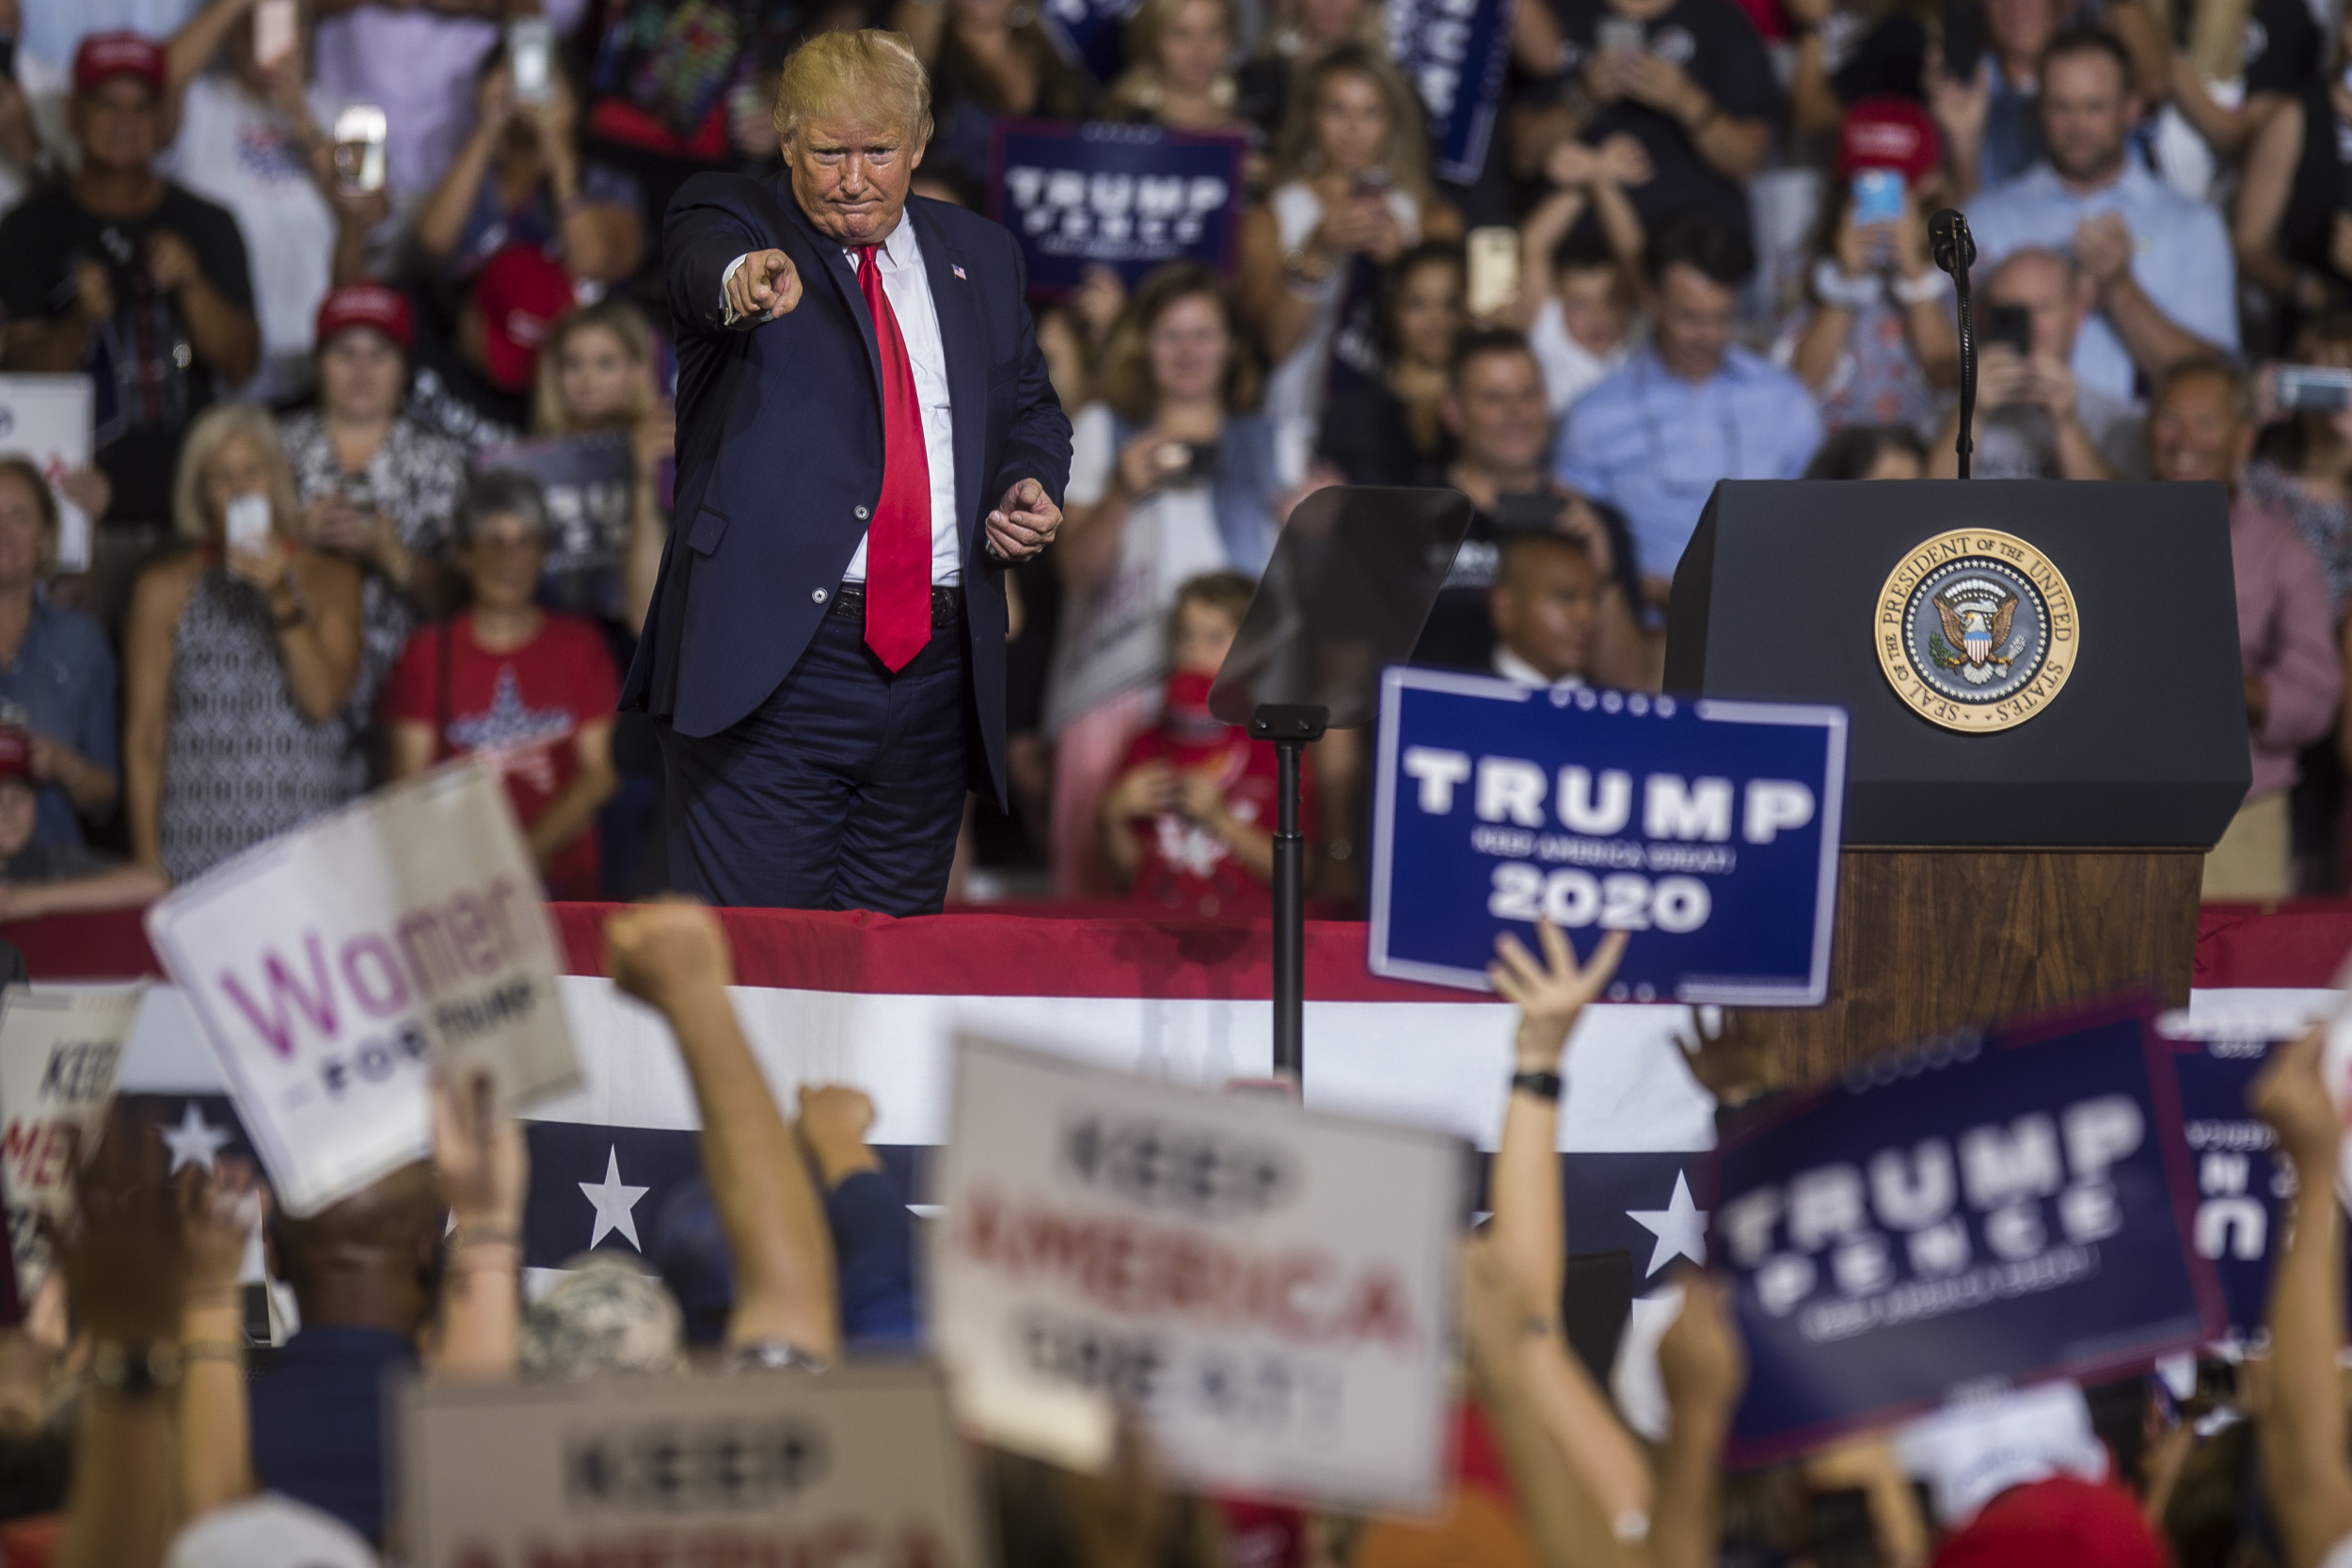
[1667, 481, 2247, 1085]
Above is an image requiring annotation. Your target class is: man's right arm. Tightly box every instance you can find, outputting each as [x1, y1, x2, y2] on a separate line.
[664, 181, 776, 338]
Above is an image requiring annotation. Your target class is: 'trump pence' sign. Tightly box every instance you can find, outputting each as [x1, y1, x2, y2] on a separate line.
[1371, 668, 1848, 1003]
[931, 1036, 1464, 1513]
[0, 986, 143, 1299]
[398, 1363, 986, 1568]
[146, 763, 580, 1215]
[1714, 1002, 2220, 1464]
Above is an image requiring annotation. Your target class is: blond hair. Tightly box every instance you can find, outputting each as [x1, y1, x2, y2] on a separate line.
[771, 29, 933, 149]
[173, 404, 302, 544]
[1104, 0, 1240, 117]
[1268, 42, 1434, 205]
[532, 297, 656, 436]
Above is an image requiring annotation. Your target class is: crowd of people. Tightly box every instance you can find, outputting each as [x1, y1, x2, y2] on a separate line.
[7, 899, 2348, 1568]
[5, 0, 2352, 917]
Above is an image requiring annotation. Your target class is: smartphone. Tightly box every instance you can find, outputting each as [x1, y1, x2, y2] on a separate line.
[1351, 165, 1391, 199]
[1942, 0, 1988, 81]
[1467, 227, 1520, 319]
[1851, 167, 1905, 226]
[1491, 490, 1568, 531]
[1597, 15, 1645, 53]
[1980, 302, 2032, 356]
[507, 15, 555, 104]
[2277, 364, 2352, 412]
[0, 36, 18, 81]
[253, 0, 299, 69]
[224, 493, 273, 553]
[330, 104, 387, 193]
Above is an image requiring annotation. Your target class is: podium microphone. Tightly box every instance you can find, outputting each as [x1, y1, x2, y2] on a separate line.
[1931, 209, 1978, 479]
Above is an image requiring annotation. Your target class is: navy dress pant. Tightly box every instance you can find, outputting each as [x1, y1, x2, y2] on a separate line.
[659, 608, 972, 914]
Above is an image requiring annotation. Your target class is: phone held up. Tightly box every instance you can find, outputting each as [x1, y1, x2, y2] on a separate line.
[2277, 365, 2352, 413]
[508, 16, 556, 104]
[331, 105, 388, 194]
[224, 494, 274, 556]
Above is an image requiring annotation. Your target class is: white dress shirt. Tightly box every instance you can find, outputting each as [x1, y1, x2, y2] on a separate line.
[723, 217, 962, 586]
[1494, 646, 1586, 690]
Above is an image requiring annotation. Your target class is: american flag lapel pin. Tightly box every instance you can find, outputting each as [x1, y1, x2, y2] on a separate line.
[952, 263, 966, 280]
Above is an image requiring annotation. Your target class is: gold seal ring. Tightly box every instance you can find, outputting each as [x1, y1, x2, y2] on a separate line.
[1874, 528, 2078, 734]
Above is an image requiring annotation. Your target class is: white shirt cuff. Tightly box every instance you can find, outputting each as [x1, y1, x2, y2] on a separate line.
[721, 253, 750, 327]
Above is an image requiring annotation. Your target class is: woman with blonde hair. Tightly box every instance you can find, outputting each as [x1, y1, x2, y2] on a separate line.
[1103, 0, 1251, 136]
[122, 404, 363, 882]
[530, 297, 675, 634]
[1042, 262, 1294, 895]
[1236, 42, 1460, 439]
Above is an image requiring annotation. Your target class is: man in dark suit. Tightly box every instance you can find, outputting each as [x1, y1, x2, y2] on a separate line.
[625, 29, 1073, 915]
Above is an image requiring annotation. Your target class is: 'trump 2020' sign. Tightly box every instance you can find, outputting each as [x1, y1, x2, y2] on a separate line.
[989, 120, 1248, 297]
[1370, 668, 1846, 1004]
[147, 764, 580, 1215]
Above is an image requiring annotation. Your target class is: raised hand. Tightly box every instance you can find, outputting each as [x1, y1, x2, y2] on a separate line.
[432, 1068, 529, 1237]
[605, 897, 737, 1018]
[1489, 919, 1629, 1071]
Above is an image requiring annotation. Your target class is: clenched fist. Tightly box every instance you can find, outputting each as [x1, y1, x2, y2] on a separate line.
[727, 249, 802, 325]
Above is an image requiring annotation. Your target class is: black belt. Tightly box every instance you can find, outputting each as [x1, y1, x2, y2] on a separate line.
[828, 582, 961, 628]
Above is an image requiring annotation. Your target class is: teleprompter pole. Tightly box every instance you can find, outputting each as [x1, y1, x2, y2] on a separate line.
[1250, 704, 1329, 1085]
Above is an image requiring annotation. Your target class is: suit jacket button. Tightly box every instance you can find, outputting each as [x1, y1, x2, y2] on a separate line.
[854, 505, 870, 519]
[813, 589, 828, 604]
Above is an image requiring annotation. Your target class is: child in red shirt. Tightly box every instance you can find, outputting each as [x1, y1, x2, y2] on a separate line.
[1101, 572, 1310, 918]
[381, 472, 619, 900]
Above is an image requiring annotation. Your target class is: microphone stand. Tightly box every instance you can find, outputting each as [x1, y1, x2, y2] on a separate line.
[1952, 264, 1976, 480]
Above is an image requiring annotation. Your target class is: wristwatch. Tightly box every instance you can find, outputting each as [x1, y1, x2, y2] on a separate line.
[1511, 1069, 1565, 1102]
[89, 1339, 183, 1398]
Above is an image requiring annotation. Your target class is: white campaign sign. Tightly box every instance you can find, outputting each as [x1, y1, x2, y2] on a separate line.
[930, 1036, 1464, 1514]
[145, 763, 580, 1215]
[397, 1362, 987, 1568]
[0, 376, 93, 572]
[0, 985, 143, 1299]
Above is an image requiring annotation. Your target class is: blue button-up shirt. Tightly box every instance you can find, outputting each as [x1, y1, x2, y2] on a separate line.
[1979, 61, 2043, 192]
[0, 593, 118, 847]
[1967, 159, 2239, 404]
[1553, 346, 1823, 584]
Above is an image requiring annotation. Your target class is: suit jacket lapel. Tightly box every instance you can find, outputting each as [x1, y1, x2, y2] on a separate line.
[912, 199, 988, 565]
[779, 178, 884, 424]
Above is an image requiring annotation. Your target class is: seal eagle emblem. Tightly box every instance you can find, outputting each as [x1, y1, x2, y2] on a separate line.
[1874, 529, 2078, 733]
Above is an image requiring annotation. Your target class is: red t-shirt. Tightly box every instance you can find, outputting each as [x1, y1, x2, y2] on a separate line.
[1115, 674, 1313, 919]
[381, 612, 620, 900]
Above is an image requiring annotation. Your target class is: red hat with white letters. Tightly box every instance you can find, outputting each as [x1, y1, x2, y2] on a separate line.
[1836, 95, 1944, 187]
[472, 245, 576, 392]
[72, 32, 168, 97]
[315, 283, 415, 355]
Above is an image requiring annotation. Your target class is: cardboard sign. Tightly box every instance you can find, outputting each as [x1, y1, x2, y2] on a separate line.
[145, 763, 580, 1216]
[930, 1035, 1464, 1513]
[0, 986, 143, 1299]
[473, 433, 635, 620]
[1714, 1002, 2220, 1464]
[0, 375, 94, 572]
[1386, 0, 1515, 182]
[988, 120, 1249, 298]
[397, 1362, 986, 1568]
[1371, 669, 1848, 1003]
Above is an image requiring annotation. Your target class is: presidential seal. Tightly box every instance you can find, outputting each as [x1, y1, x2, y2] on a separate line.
[1875, 529, 2077, 733]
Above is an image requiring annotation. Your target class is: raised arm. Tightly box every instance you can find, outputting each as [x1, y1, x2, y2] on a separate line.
[176, 1161, 262, 1522]
[666, 176, 786, 340]
[605, 900, 841, 1359]
[1648, 1272, 1746, 1568]
[2250, 1025, 2352, 1568]
[429, 1069, 529, 1380]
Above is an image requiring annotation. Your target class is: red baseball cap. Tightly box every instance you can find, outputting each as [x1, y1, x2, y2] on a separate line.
[1836, 95, 1944, 187]
[472, 246, 575, 392]
[1931, 1478, 2168, 1568]
[314, 283, 414, 355]
[0, 726, 32, 785]
[72, 32, 167, 97]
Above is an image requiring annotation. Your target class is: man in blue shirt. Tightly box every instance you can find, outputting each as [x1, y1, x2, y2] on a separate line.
[1553, 214, 1821, 607]
[0, 462, 118, 848]
[1965, 28, 2236, 406]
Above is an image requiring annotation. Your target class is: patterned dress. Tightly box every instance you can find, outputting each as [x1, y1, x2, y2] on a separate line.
[155, 565, 353, 884]
[278, 412, 468, 784]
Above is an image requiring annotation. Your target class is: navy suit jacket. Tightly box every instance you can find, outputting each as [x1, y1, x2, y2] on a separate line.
[622, 172, 1073, 804]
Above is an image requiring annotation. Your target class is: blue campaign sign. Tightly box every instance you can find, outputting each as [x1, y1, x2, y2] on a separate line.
[1715, 1004, 2223, 1465]
[1386, 0, 1514, 182]
[988, 120, 1248, 299]
[1368, 669, 1846, 1004]
[2165, 1028, 2352, 1345]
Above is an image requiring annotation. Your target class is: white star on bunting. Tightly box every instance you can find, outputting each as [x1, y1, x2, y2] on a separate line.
[1627, 1169, 1708, 1277]
[161, 1102, 231, 1174]
[578, 1147, 650, 1251]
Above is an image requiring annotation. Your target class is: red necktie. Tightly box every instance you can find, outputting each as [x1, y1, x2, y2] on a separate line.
[852, 244, 933, 672]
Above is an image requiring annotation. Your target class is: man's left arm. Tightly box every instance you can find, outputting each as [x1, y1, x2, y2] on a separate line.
[2255, 533, 2344, 752]
[983, 240, 1074, 563]
[2085, 208, 2233, 381]
[156, 209, 260, 388]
